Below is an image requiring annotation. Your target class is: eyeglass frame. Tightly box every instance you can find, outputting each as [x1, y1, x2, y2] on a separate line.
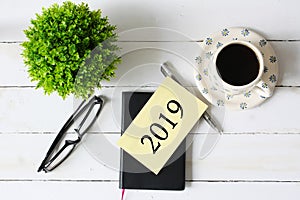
[37, 95, 104, 173]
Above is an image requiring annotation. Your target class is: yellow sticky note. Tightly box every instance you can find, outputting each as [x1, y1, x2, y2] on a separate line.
[117, 77, 208, 174]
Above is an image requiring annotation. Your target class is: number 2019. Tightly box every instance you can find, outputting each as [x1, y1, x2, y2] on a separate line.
[140, 99, 183, 154]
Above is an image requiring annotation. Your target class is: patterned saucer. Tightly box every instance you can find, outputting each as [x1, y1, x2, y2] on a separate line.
[194, 27, 279, 110]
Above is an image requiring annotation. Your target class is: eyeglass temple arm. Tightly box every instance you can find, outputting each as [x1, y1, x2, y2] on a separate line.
[75, 98, 103, 138]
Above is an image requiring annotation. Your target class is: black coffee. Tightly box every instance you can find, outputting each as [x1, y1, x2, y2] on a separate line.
[216, 44, 260, 86]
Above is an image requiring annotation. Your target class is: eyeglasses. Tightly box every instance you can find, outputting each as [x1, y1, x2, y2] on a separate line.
[37, 95, 104, 173]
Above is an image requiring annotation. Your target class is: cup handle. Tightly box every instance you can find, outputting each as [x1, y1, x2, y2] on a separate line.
[253, 80, 273, 98]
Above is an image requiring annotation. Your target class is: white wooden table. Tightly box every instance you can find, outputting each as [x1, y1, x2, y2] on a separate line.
[1, 0, 300, 199]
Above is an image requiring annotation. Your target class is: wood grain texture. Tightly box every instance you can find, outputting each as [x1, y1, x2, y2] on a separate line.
[0, 134, 299, 181]
[0, 41, 298, 87]
[0, 88, 73, 132]
[0, 87, 299, 133]
[0, 181, 300, 200]
[1, 0, 300, 199]
[1, 0, 300, 41]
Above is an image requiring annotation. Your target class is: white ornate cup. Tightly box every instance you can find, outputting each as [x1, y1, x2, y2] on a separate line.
[209, 40, 272, 97]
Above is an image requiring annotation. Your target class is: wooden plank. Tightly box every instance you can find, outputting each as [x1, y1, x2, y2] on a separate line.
[190, 134, 300, 181]
[0, 133, 117, 180]
[0, 0, 84, 42]
[0, 43, 33, 86]
[0, 88, 73, 132]
[0, 181, 300, 200]
[272, 41, 300, 86]
[90, 86, 300, 134]
[1, 0, 300, 41]
[1, 42, 201, 86]
[0, 134, 299, 181]
[0, 41, 298, 87]
[107, 41, 294, 87]
[0, 87, 299, 133]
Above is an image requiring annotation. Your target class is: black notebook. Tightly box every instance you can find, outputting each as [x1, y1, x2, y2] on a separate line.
[119, 91, 185, 190]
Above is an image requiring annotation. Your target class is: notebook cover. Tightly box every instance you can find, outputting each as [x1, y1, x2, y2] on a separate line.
[119, 91, 185, 190]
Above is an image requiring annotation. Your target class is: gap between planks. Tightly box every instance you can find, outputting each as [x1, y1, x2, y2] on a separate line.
[0, 132, 299, 135]
[0, 179, 299, 183]
[1, 40, 300, 43]
[0, 85, 299, 89]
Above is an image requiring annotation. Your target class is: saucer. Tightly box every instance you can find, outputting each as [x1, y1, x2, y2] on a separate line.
[194, 27, 279, 110]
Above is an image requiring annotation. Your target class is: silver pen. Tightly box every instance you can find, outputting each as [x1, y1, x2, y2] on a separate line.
[160, 62, 223, 134]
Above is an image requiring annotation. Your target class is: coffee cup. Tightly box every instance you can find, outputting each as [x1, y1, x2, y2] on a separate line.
[209, 40, 272, 97]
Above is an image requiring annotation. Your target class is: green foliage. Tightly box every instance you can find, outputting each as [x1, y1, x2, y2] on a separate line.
[22, 1, 121, 99]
